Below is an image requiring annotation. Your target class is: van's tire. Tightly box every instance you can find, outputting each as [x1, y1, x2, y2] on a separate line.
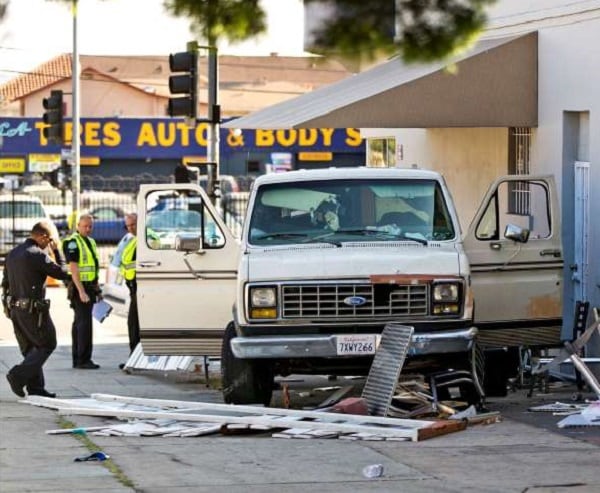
[483, 347, 519, 397]
[221, 322, 274, 406]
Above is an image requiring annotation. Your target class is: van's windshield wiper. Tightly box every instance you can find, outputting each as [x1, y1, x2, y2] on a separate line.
[336, 228, 428, 245]
[254, 232, 309, 241]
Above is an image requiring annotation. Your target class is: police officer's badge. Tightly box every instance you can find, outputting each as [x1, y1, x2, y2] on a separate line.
[67, 241, 77, 251]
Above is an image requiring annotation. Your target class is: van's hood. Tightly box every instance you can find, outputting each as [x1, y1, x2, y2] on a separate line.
[247, 243, 460, 281]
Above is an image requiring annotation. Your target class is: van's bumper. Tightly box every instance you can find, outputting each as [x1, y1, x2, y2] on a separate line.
[230, 327, 478, 359]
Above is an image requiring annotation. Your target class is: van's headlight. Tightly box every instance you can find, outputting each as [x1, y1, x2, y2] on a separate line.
[432, 282, 461, 315]
[432, 283, 459, 302]
[249, 286, 277, 319]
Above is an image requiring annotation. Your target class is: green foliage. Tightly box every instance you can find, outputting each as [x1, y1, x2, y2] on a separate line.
[164, 0, 266, 46]
[305, 0, 497, 64]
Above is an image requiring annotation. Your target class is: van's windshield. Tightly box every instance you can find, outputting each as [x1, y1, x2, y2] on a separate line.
[248, 179, 455, 246]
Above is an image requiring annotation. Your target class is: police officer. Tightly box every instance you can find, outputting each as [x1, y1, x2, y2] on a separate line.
[117, 213, 160, 370]
[2, 221, 70, 398]
[120, 213, 139, 360]
[63, 213, 101, 369]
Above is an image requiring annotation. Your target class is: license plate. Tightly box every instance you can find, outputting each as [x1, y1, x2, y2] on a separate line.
[336, 334, 377, 356]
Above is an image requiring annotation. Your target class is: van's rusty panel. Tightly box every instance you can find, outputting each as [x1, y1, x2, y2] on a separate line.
[526, 293, 562, 318]
[477, 324, 562, 349]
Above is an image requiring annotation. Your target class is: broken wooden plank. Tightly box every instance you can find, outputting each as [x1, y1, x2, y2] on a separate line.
[416, 419, 467, 441]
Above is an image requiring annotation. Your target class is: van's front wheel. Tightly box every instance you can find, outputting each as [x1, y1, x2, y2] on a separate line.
[221, 322, 273, 406]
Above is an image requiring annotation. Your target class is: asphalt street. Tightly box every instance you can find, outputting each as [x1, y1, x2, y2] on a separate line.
[1, 285, 599, 492]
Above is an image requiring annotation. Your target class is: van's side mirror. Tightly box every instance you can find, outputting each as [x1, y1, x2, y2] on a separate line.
[175, 233, 202, 253]
[504, 224, 530, 243]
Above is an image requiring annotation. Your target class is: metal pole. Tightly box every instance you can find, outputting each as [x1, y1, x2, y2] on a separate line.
[207, 47, 219, 206]
[71, 0, 81, 225]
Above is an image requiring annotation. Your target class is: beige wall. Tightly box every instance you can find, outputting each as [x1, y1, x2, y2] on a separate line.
[424, 128, 508, 231]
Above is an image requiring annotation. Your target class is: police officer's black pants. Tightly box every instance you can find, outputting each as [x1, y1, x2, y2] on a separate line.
[8, 308, 57, 393]
[71, 295, 94, 367]
[127, 281, 139, 354]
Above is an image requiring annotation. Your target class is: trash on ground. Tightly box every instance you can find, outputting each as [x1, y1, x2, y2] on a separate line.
[74, 451, 110, 462]
[362, 464, 384, 478]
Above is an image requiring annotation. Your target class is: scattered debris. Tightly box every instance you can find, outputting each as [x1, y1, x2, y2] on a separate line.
[361, 323, 413, 416]
[25, 393, 469, 442]
[74, 451, 110, 462]
[123, 344, 196, 373]
[557, 401, 600, 429]
[362, 464, 384, 478]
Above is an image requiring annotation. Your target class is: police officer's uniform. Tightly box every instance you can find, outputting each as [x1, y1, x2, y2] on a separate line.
[120, 236, 139, 353]
[2, 239, 69, 396]
[63, 232, 100, 368]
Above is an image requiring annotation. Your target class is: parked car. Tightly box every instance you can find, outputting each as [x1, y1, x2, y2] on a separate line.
[0, 193, 59, 261]
[56, 205, 131, 244]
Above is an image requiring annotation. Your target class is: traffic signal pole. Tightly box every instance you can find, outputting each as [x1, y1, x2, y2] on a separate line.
[168, 43, 220, 205]
[207, 47, 220, 207]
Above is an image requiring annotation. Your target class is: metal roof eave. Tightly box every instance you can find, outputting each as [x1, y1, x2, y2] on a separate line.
[223, 32, 538, 130]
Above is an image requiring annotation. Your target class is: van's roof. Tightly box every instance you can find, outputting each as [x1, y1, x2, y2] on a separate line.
[254, 166, 442, 186]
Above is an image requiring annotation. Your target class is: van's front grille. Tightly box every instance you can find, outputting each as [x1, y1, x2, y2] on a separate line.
[281, 283, 428, 319]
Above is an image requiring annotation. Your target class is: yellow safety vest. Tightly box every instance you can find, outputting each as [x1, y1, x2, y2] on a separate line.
[120, 237, 137, 281]
[66, 233, 99, 282]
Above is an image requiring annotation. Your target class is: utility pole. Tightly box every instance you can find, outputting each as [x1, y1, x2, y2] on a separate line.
[71, 0, 81, 225]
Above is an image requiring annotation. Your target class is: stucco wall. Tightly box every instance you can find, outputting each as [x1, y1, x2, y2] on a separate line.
[534, 17, 600, 346]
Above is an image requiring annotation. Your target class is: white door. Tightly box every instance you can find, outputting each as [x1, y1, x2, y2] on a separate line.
[463, 175, 563, 349]
[136, 184, 239, 356]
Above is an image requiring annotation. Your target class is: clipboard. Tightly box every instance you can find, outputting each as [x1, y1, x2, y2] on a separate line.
[93, 299, 113, 323]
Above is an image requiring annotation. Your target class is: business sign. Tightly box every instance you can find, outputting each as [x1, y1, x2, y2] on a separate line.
[0, 118, 363, 160]
[29, 153, 60, 172]
[0, 157, 26, 173]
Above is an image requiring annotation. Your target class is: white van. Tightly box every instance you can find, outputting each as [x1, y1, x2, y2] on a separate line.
[135, 168, 563, 405]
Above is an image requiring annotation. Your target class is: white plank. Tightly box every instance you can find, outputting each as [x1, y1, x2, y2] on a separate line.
[90, 393, 433, 431]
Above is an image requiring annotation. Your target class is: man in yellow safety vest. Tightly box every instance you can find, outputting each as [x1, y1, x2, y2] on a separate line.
[63, 214, 101, 370]
[119, 213, 139, 369]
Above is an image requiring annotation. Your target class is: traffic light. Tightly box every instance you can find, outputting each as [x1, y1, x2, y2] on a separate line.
[42, 90, 64, 145]
[167, 47, 198, 119]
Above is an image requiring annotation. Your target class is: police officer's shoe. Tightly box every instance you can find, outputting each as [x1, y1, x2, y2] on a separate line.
[28, 389, 57, 398]
[6, 373, 25, 398]
[75, 361, 100, 370]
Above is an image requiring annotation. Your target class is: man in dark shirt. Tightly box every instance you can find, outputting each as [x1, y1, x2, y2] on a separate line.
[2, 221, 70, 398]
[62, 214, 101, 369]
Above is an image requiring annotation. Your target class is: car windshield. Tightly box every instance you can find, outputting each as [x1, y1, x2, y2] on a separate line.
[0, 201, 45, 219]
[248, 178, 455, 246]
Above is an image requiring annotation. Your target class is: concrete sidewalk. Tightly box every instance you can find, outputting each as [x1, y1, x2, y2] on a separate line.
[1, 288, 600, 492]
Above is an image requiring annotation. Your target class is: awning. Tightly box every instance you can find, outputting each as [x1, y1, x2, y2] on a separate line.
[223, 32, 537, 129]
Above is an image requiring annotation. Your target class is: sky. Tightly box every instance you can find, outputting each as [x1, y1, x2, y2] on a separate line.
[0, 0, 306, 83]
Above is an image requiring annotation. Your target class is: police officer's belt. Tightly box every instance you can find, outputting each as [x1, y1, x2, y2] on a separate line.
[11, 298, 34, 309]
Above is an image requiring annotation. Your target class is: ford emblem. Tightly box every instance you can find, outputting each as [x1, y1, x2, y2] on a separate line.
[343, 296, 367, 306]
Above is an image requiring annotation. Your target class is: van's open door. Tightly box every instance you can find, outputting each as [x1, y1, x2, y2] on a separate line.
[463, 175, 563, 349]
[136, 184, 239, 356]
